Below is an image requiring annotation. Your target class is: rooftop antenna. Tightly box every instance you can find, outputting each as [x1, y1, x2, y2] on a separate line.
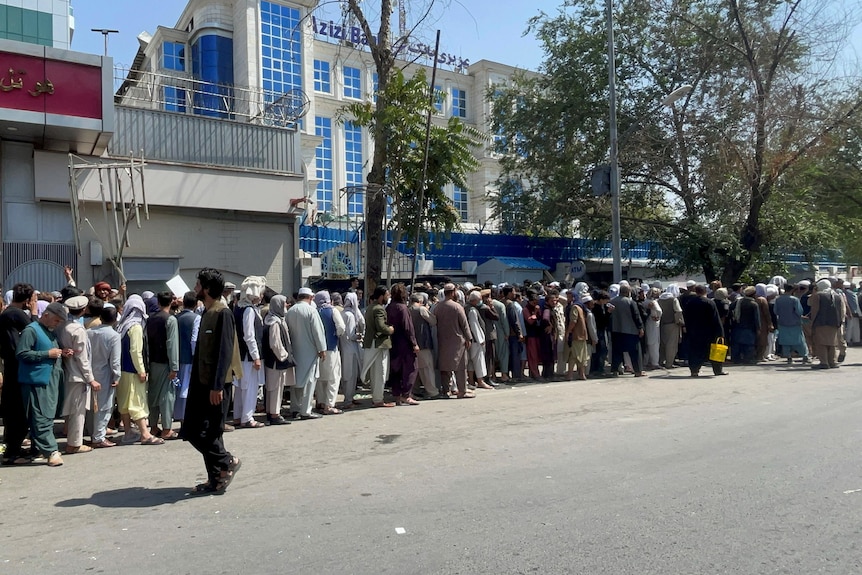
[91, 28, 119, 56]
[399, 0, 407, 40]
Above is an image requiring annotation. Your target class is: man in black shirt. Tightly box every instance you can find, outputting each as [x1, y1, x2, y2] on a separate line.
[0, 283, 37, 464]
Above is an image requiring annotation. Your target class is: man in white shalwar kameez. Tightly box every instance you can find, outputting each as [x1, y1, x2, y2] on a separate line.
[233, 276, 267, 428]
[313, 290, 345, 415]
[339, 292, 364, 407]
[286, 287, 326, 419]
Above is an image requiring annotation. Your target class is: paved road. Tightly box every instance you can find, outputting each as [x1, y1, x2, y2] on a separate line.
[2, 352, 862, 575]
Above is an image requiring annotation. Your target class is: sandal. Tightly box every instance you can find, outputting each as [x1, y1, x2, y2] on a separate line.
[241, 420, 265, 428]
[160, 431, 180, 440]
[190, 481, 218, 495]
[212, 457, 242, 494]
[140, 436, 165, 445]
[456, 392, 476, 399]
[401, 397, 420, 406]
[321, 407, 343, 415]
[2, 455, 32, 465]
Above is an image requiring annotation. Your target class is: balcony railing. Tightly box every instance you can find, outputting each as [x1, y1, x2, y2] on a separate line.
[110, 66, 308, 173]
[113, 66, 309, 128]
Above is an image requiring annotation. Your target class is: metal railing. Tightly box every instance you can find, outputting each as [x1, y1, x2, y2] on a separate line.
[113, 66, 309, 128]
[108, 106, 299, 173]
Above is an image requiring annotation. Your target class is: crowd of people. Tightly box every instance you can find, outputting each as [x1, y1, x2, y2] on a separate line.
[0, 268, 857, 490]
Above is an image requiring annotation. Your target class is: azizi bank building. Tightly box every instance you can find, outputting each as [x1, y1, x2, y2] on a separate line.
[129, 0, 524, 245]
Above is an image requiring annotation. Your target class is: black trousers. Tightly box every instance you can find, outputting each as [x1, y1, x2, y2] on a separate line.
[182, 383, 233, 482]
[1, 372, 30, 459]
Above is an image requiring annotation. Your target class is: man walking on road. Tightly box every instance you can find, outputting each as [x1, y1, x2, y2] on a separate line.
[182, 268, 243, 494]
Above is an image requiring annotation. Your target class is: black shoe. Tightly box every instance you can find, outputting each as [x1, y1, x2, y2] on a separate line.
[838, 353, 846, 362]
[299, 413, 322, 420]
[267, 416, 291, 425]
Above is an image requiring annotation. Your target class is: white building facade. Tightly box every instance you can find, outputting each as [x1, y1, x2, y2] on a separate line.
[133, 0, 528, 233]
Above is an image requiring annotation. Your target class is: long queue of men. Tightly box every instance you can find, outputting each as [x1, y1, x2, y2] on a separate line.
[0, 269, 855, 478]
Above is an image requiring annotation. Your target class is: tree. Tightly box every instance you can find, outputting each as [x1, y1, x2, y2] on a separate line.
[341, 68, 484, 273]
[489, 0, 862, 284]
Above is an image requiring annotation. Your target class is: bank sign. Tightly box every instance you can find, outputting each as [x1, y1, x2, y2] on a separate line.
[311, 17, 470, 70]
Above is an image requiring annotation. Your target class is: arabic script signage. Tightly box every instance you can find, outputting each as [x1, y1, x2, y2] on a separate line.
[0, 51, 103, 119]
[311, 17, 470, 70]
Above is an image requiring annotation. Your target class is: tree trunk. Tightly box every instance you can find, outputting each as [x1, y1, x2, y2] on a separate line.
[347, 0, 393, 299]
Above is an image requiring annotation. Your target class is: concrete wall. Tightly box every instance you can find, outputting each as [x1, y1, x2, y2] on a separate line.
[78, 204, 299, 295]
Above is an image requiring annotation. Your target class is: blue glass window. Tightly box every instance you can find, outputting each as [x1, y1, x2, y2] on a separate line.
[452, 185, 468, 221]
[260, 1, 302, 110]
[452, 88, 466, 118]
[372, 72, 379, 103]
[345, 121, 364, 215]
[163, 41, 185, 71]
[313, 60, 331, 93]
[314, 116, 333, 213]
[344, 66, 361, 99]
[433, 85, 443, 112]
[190, 35, 234, 118]
[163, 86, 186, 113]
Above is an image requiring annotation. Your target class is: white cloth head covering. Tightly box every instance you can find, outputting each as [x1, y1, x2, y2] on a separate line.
[238, 275, 266, 308]
[816, 279, 832, 292]
[314, 290, 332, 309]
[765, 284, 779, 298]
[343, 291, 365, 334]
[769, 276, 787, 288]
[117, 294, 147, 338]
[3, 290, 12, 306]
[661, 283, 680, 299]
[264, 294, 287, 326]
[609, 284, 620, 298]
[755, 283, 767, 298]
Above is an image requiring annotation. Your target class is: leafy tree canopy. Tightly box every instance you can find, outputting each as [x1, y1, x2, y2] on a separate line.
[489, 0, 862, 283]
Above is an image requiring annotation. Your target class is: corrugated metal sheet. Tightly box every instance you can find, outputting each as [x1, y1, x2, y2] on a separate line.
[3, 242, 77, 292]
[109, 106, 298, 174]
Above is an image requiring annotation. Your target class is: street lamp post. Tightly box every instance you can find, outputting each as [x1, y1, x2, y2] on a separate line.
[606, 0, 623, 283]
[606, 0, 692, 282]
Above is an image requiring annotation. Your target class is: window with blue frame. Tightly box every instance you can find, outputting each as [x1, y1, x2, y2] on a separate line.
[314, 117, 333, 213]
[162, 41, 185, 71]
[260, 1, 302, 104]
[433, 85, 444, 112]
[344, 66, 361, 99]
[452, 186, 468, 221]
[313, 60, 331, 93]
[163, 86, 186, 113]
[345, 122, 364, 215]
[452, 87, 466, 118]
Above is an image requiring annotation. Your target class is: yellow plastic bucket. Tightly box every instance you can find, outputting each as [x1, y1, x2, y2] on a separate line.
[709, 338, 728, 363]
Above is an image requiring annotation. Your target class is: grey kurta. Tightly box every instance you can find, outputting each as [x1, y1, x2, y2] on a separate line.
[87, 324, 121, 406]
[432, 299, 472, 371]
[285, 301, 326, 389]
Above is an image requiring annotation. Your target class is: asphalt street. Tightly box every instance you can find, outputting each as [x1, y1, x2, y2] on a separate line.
[2, 351, 862, 575]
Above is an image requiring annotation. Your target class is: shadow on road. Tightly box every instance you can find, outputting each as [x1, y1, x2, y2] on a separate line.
[55, 486, 192, 508]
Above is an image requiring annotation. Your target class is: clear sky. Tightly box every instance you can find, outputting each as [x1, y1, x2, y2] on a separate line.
[70, 0, 555, 70]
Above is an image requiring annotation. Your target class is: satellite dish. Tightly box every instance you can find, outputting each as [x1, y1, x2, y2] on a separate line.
[263, 88, 310, 127]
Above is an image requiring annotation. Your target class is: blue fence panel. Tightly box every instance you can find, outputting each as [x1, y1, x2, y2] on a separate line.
[299, 225, 668, 270]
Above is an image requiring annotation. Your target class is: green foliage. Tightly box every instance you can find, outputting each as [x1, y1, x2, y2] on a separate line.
[341, 68, 485, 248]
[489, 0, 862, 282]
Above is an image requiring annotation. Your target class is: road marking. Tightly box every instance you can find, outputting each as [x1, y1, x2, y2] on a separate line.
[843, 489, 862, 494]
[395, 527, 406, 534]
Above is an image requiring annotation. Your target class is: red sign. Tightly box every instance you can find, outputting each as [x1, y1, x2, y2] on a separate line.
[0, 51, 103, 120]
